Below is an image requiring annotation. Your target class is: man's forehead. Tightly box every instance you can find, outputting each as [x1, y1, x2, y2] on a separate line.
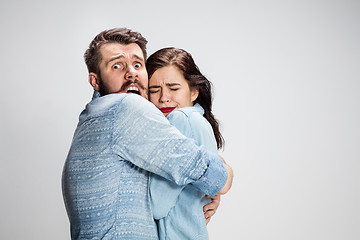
[100, 42, 144, 60]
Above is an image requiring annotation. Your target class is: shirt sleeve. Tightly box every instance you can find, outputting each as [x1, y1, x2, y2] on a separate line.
[167, 109, 218, 154]
[166, 109, 226, 197]
[150, 108, 225, 219]
[149, 174, 184, 219]
[112, 94, 227, 196]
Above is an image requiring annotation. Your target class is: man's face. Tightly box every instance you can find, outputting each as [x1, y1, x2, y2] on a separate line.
[90, 42, 148, 98]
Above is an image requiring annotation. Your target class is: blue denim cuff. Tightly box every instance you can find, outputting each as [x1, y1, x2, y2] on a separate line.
[192, 151, 228, 197]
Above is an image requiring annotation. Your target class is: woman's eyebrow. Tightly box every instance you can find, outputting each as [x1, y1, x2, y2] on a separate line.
[166, 83, 181, 87]
[149, 82, 181, 89]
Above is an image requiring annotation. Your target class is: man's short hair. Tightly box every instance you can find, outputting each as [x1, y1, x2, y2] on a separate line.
[84, 28, 148, 76]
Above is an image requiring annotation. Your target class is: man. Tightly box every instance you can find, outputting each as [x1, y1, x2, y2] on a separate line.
[62, 28, 232, 239]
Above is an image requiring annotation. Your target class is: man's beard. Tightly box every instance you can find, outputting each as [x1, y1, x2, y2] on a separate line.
[98, 77, 112, 96]
[97, 74, 147, 97]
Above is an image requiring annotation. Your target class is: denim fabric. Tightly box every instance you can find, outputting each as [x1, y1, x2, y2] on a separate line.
[62, 93, 227, 239]
[150, 104, 220, 240]
[167, 104, 218, 153]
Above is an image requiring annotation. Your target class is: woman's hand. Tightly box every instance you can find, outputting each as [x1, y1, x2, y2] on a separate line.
[203, 194, 221, 225]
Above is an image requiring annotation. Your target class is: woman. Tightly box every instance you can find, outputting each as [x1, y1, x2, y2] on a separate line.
[146, 47, 232, 239]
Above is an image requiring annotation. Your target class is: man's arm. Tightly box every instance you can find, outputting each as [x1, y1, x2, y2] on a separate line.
[112, 94, 227, 196]
[167, 107, 234, 196]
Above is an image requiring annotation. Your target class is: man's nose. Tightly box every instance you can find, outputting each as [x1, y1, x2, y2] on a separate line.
[125, 65, 138, 80]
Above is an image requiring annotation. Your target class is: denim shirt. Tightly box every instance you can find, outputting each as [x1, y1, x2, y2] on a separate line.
[62, 93, 228, 240]
[150, 104, 218, 240]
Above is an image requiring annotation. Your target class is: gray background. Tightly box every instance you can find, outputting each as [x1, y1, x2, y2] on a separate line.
[1, 0, 359, 239]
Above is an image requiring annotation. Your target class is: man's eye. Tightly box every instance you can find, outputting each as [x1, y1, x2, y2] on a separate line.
[113, 64, 122, 69]
[134, 63, 142, 68]
[149, 90, 159, 94]
[170, 88, 179, 91]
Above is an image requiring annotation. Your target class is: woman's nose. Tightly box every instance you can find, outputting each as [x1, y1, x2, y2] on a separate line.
[159, 90, 170, 103]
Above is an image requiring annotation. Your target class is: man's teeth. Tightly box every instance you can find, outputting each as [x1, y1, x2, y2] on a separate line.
[127, 86, 140, 95]
[128, 86, 139, 91]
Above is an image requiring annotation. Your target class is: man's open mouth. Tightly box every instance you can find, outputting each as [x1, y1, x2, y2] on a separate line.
[126, 86, 141, 95]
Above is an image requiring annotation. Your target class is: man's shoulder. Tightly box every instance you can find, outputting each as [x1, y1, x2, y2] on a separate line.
[120, 93, 152, 107]
[81, 93, 166, 128]
[119, 94, 163, 117]
[91, 93, 151, 112]
[81, 94, 142, 120]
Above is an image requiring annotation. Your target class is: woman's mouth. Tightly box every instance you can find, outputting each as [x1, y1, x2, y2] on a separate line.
[160, 107, 176, 113]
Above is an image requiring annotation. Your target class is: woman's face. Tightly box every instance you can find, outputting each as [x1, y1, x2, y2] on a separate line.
[149, 65, 199, 116]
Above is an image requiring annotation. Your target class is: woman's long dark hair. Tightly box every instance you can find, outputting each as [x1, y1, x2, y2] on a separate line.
[146, 47, 224, 149]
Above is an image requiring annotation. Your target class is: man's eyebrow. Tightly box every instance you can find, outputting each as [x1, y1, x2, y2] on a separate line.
[106, 55, 125, 66]
[132, 54, 144, 62]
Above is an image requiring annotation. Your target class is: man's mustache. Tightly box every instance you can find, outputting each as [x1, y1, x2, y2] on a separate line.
[120, 80, 147, 92]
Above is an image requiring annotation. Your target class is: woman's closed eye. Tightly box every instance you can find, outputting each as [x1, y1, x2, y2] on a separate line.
[149, 89, 160, 94]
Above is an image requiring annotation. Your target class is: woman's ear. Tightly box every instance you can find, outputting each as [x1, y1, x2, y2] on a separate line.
[88, 73, 100, 91]
[191, 88, 199, 102]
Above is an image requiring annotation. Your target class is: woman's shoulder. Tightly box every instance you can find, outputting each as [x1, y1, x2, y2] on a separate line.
[167, 104, 211, 133]
[168, 104, 205, 121]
